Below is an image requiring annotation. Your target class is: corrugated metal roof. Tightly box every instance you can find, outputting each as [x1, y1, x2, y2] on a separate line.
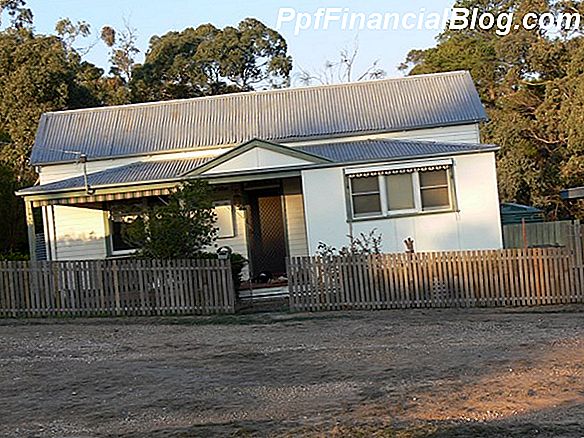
[19, 157, 213, 195]
[297, 139, 497, 162]
[19, 138, 496, 196]
[30, 71, 487, 165]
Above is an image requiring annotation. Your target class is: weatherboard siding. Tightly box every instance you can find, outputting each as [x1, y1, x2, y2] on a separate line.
[214, 207, 248, 257]
[50, 206, 108, 260]
[38, 149, 228, 185]
[385, 123, 481, 144]
[287, 124, 481, 147]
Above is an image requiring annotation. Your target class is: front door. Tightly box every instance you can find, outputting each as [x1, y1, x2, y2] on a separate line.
[247, 185, 287, 279]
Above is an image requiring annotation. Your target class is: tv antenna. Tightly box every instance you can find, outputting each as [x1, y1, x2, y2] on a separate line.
[42, 148, 95, 195]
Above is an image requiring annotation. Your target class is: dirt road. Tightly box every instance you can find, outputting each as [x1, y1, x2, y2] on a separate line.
[0, 307, 583, 437]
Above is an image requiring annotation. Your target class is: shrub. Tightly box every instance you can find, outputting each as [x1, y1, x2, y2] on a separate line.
[316, 229, 383, 257]
[122, 180, 218, 259]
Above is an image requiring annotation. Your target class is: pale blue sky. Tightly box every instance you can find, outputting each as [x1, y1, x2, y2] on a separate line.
[27, 0, 456, 83]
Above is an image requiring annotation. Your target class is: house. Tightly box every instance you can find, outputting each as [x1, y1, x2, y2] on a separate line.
[17, 70, 503, 279]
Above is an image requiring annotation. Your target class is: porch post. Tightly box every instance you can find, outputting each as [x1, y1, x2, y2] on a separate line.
[24, 198, 37, 262]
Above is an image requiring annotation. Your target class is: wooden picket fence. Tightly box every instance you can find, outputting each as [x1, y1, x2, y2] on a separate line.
[0, 259, 235, 317]
[288, 248, 584, 312]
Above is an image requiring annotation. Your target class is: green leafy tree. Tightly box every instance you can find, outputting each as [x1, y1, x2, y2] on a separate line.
[0, 163, 26, 254]
[100, 21, 140, 83]
[123, 181, 218, 259]
[0, 18, 121, 256]
[130, 18, 292, 102]
[0, 0, 32, 29]
[0, 29, 103, 181]
[400, 0, 584, 220]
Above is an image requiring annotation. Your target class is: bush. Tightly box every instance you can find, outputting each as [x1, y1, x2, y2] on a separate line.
[316, 229, 383, 257]
[0, 251, 29, 261]
[122, 180, 218, 259]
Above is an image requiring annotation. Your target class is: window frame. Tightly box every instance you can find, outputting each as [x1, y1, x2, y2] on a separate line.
[349, 176, 383, 219]
[108, 212, 139, 257]
[213, 200, 236, 240]
[347, 166, 457, 222]
[418, 169, 453, 212]
[384, 172, 418, 216]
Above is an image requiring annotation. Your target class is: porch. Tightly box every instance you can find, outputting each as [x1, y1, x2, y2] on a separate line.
[22, 175, 310, 290]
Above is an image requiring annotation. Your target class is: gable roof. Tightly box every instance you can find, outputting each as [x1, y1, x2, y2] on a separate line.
[189, 139, 331, 176]
[19, 138, 497, 197]
[30, 71, 487, 166]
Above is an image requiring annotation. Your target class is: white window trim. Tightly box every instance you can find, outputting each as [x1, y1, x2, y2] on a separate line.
[419, 171, 453, 213]
[109, 248, 138, 257]
[350, 176, 383, 219]
[347, 166, 456, 221]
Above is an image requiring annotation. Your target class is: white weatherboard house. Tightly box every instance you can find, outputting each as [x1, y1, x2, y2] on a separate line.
[18, 71, 502, 279]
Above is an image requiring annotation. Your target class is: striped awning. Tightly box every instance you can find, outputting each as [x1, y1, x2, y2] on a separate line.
[346, 160, 452, 179]
[31, 187, 176, 207]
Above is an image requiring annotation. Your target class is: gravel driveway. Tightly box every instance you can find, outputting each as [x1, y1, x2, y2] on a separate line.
[0, 307, 583, 437]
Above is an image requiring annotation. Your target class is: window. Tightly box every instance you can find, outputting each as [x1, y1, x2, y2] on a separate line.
[386, 173, 415, 212]
[110, 214, 138, 256]
[420, 170, 450, 210]
[348, 167, 454, 220]
[350, 176, 382, 216]
[214, 201, 236, 239]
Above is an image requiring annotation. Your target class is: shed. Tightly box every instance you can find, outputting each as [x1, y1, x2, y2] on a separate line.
[500, 203, 544, 225]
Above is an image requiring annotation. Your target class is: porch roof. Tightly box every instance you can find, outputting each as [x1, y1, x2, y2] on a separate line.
[18, 138, 498, 204]
[18, 157, 214, 196]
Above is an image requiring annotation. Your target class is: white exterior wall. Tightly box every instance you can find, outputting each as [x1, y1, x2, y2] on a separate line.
[204, 147, 313, 174]
[301, 152, 502, 254]
[283, 179, 309, 257]
[43, 202, 249, 263]
[211, 206, 250, 280]
[287, 124, 481, 147]
[37, 148, 230, 184]
[213, 207, 248, 257]
[385, 123, 481, 144]
[44, 205, 108, 260]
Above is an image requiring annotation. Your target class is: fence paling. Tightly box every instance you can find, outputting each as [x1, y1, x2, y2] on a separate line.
[0, 259, 235, 317]
[288, 248, 584, 312]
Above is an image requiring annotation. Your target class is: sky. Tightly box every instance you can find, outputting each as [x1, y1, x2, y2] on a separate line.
[26, 0, 457, 85]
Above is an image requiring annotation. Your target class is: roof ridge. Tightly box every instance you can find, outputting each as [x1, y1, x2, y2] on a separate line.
[300, 137, 496, 148]
[44, 70, 472, 116]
